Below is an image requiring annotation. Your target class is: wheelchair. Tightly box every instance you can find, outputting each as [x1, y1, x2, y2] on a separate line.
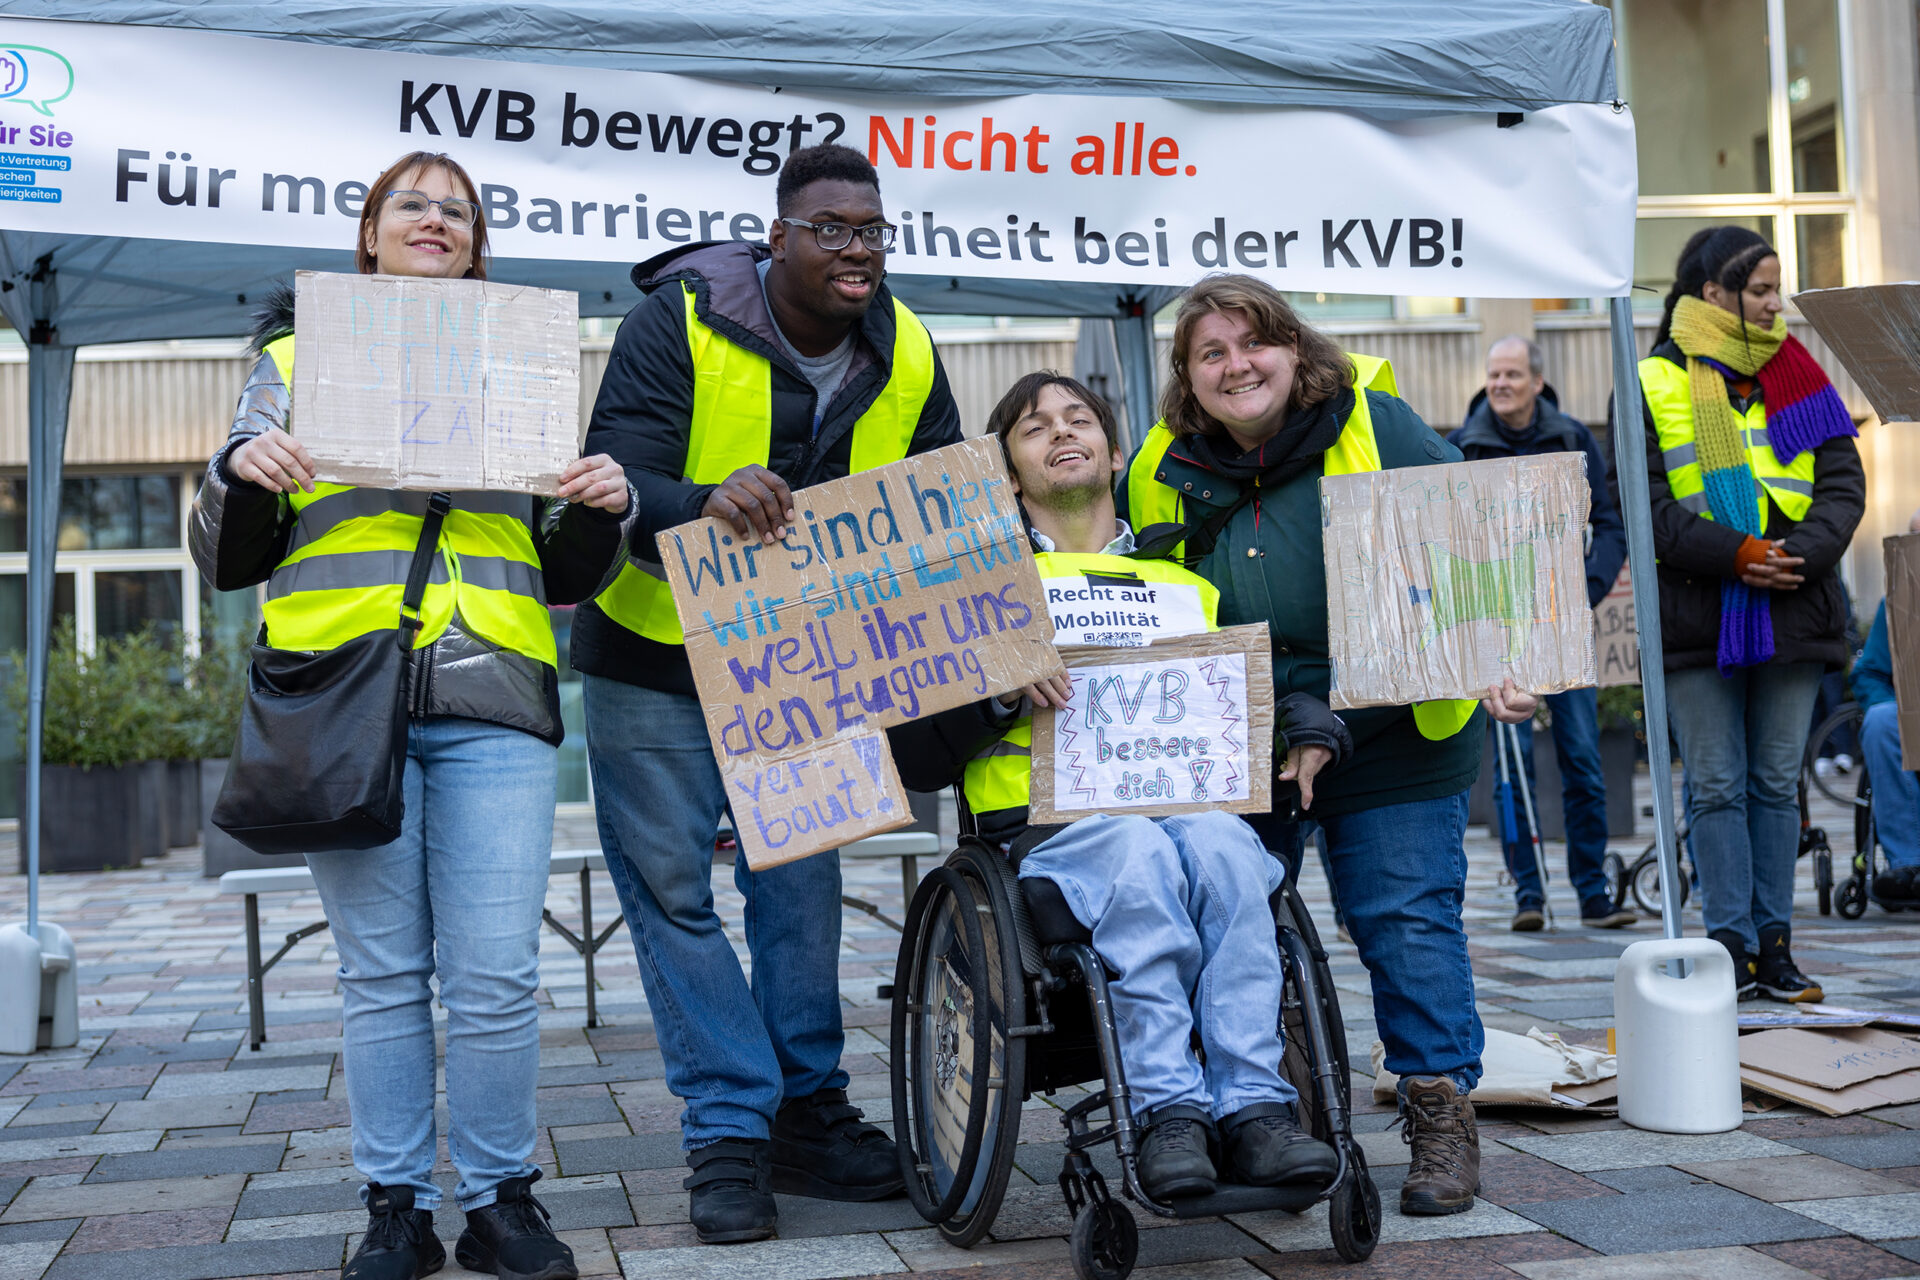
[887, 802, 1380, 1280]
[1806, 702, 1911, 918]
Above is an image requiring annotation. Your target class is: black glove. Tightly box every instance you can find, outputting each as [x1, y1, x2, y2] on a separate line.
[1276, 693, 1353, 767]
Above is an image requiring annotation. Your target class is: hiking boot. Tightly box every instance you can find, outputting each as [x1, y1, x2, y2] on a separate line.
[1136, 1104, 1217, 1200]
[1755, 925, 1824, 1004]
[684, 1139, 776, 1244]
[1580, 901, 1637, 929]
[1709, 929, 1759, 1000]
[454, 1172, 575, 1280]
[1510, 904, 1545, 932]
[770, 1087, 903, 1201]
[344, 1183, 444, 1280]
[1220, 1102, 1337, 1188]
[1397, 1077, 1479, 1216]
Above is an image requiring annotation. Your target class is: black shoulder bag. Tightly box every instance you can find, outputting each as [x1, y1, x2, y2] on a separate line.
[212, 493, 452, 856]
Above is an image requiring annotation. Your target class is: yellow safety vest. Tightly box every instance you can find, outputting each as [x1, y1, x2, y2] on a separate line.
[1122, 353, 1475, 742]
[593, 284, 937, 645]
[962, 552, 1220, 816]
[257, 337, 557, 665]
[1641, 356, 1816, 527]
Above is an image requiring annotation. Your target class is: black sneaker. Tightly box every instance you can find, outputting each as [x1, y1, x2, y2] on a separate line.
[1755, 925, 1824, 1004]
[1579, 901, 1637, 930]
[1511, 905, 1546, 932]
[1220, 1102, 1337, 1187]
[1877, 866, 1918, 901]
[1708, 928, 1759, 1001]
[344, 1183, 444, 1280]
[453, 1172, 575, 1280]
[684, 1139, 776, 1244]
[770, 1087, 902, 1201]
[1136, 1104, 1217, 1200]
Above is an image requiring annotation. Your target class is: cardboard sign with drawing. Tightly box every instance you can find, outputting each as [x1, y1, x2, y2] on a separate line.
[659, 438, 1061, 867]
[291, 270, 581, 493]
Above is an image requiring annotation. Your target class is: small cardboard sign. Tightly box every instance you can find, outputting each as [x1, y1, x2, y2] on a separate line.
[1594, 564, 1639, 688]
[1885, 533, 1920, 771]
[291, 270, 580, 493]
[660, 439, 1060, 868]
[1792, 284, 1920, 422]
[1737, 1026, 1920, 1091]
[1030, 624, 1274, 823]
[1321, 453, 1596, 710]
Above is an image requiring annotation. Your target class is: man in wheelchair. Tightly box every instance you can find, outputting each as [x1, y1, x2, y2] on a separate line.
[891, 372, 1355, 1201]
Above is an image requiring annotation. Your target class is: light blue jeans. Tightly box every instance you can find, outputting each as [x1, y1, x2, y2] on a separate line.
[304, 716, 557, 1212]
[583, 675, 848, 1148]
[1666, 662, 1824, 949]
[1862, 701, 1920, 870]
[1019, 811, 1293, 1121]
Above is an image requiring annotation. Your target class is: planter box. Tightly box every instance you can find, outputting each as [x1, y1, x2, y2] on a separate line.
[1469, 723, 1637, 840]
[199, 757, 305, 877]
[165, 759, 201, 848]
[15, 764, 145, 873]
[134, 760, 167, 861]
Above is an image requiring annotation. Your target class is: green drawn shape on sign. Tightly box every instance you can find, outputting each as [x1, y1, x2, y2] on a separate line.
[1415, 540, 1536, 662]
[0, 47, 74, 118]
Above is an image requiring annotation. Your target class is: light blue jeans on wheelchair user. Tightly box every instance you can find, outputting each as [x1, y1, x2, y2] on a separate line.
[1018, 811, 1296, 1122]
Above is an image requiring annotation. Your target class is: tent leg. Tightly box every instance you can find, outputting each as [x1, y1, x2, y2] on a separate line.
[1114, 300, 1157, 457]
[24, 333, 76, 942]
[1606, 297, 1682, 944]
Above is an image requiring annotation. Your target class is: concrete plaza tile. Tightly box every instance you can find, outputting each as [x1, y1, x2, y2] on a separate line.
[1231, 1196, 1542, 1253]
[2, 1172, 249, 1223]
[615, 1232, 907, 1279]
[1132, 1220, 1273, 1270]
[145, 1064, 330, 1099]
[1679, 1154, 1918, 1202]
[555, 1130, 693, 1177]
[62, 1205, 233, 1253]
[83, 1140, 285, 1182]
[0, 1241, 61, 1280]
[223, 1209, 367, 1241]
[1513, 1183, 1835, 1255]
[1781, 1193, 1920, 1240]
[1476, 1153, 1621, 1207]
[1785, 1134, 1920, 1171]
[883, 1226, 1070, 1272]
[1134, 1262, 1266, 1279]
[39, 1235, 346, 1280]
[1755, 1236, 1920, 1280]
[768, 1193, 930, 1239]
[1496, 1127, 1799, 1172]
[1508, 1244, 1825, 1279]
[0, 1130, 161, 1165]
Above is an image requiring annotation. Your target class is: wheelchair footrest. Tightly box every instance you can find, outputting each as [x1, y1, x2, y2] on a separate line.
[1153, 1180, 1326, 1220]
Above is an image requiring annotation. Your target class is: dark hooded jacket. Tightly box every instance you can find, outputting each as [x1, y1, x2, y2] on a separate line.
[1450, 385, 1627, 608]
[570, 241, 965, 694]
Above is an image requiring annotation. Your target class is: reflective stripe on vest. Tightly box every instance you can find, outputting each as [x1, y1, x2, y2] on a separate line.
[1641, 356, 1817, 526]
[1120, 353, 1474, 741]
[256, 336, 556, 663]
[593, 284, 937, 646]
[962, 552, 1220, 817]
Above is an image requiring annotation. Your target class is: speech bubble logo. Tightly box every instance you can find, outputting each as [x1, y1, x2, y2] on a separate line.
[0, 47, 74, 118]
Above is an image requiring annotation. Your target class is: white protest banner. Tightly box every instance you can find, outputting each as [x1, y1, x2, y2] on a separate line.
[1322, 454, 1596, 709]
[0, 17, 1635, 299]
[292, 271, 579, 493]
[660, 439, 1060, 868]
[1031, 625, 1273, 824]
[1594, 564, 1639, 688]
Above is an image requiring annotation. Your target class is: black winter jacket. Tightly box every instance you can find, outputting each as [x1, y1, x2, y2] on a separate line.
[571, 241, 965, 694]
[1616, 341, 1865, 673]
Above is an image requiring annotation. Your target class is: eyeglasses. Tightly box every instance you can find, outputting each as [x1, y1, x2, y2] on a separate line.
[385, 190, 479, 231]
[779, 218, 897, 252]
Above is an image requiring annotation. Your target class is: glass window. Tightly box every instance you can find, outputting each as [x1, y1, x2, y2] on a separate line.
[0, 573, 76, 652]
[1284, 292, 1394, 322]
[0, 477, 21, 553]
[1796, 213, 1848, 291]
[1631, 215, 1776, 309]
[1786, 0, 1845, 193]
[1615, 0, 1773, 196]
[200, 577, 261, 654]
[94, 569, 183, 646]
[1404, 297, 1466, 318]
[1534, 299, 1597, 313]
[56, 475, 181, 551]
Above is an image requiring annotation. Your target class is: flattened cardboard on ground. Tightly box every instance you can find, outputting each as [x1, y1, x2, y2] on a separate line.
[1594, 564, 1639, 688]
[1029, 624, 1273, 824]
[1740, 1064, 1920, 1117]
[1792, 284, 1920, 422]
[1737, 1026, 1920, 1091]
[291, 270, 580, 493]
[1885, 533, 1920, 771]
[1321, 453, 1596, 709]
[660, 439, 1059, 868]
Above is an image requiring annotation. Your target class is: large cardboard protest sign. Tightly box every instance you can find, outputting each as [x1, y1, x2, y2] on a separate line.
[1322, 453, 1595, 710]
[291, 271, 579, 493]
[1885, 534, 1920, 771]
[1030, 625, 1273, 824]
[1793, 285, 1920, 421]
[661, 439, 1060, 868]
[1594, 565, 1639, 688]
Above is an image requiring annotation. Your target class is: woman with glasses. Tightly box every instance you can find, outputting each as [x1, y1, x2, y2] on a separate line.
[191, 150, 637, 1280]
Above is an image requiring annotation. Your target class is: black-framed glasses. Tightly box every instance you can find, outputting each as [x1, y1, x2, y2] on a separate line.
[386, 189, 479, 231]
[779, 217, 896, 252]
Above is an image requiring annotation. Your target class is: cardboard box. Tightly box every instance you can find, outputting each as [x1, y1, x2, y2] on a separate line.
[1737, 1024, 1920, 1115]
[1886, 533, 1920, 771]
[1594, 564, 1639, 688]
[660, 439, 1060, 868]
[1792, 284, 1920, 422]
[1321, 453, 1596, 709]
[291, 270, 580, 493]
[1029, 624, 1274, 824]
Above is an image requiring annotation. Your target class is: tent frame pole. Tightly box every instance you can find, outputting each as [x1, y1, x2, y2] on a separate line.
[24, 265, 74, 942]
[1115, 297, 1157, 456]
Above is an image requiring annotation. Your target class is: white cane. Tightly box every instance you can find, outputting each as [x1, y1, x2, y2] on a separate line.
[1503, 719, 1556, 931]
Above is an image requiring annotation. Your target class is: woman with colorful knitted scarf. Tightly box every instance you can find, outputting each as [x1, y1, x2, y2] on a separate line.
[1633, 225, 1864, 1003]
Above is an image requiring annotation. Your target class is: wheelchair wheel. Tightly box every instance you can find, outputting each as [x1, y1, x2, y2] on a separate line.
[1838, 875, 1869, 919]
[1629, 849, 1688, 916]
[1806, 703, 1868, 809]
[1602, 852, 1628, 911]
[1328, 1146, 1381, 1264]
[1069, 1199, 1138, 1280]
[890, 846, 1027, 1247]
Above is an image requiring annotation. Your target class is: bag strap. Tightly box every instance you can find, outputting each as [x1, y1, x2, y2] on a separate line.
[1128, 482, 1261, 567]
[397, 492, 453, 646]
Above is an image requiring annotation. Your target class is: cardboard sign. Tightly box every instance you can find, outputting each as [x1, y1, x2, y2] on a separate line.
[660, 439, 1060, 868]
[1886, 534, 1920, 772]
[1793, 284, 1920, 422]
[292, 270, 580, 493]
[1594, 564, 1639, 688]
[1030, 625, 1273, 823]
[1321, 453, 1596, 710]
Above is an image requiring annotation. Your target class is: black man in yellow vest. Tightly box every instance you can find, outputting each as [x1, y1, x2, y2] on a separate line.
[571, 145, 962, 1244]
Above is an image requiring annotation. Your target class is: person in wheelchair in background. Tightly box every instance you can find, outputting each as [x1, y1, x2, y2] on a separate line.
[1852, 503, 1920, 903]
[890, 372, 1353, 1202]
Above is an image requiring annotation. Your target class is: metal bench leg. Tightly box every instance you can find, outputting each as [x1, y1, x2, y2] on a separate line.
[580, 867, 599, 1030]
[244, 894, 267, 1052]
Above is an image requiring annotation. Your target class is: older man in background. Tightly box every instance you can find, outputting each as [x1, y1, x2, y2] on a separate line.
[1452, 337, 1631, 930]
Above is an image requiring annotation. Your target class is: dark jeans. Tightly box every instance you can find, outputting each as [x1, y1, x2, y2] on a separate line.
[1494, 688, 1612, 915]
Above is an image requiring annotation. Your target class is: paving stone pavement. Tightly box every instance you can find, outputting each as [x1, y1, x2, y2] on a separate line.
[4, 775, 1920, 1279]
